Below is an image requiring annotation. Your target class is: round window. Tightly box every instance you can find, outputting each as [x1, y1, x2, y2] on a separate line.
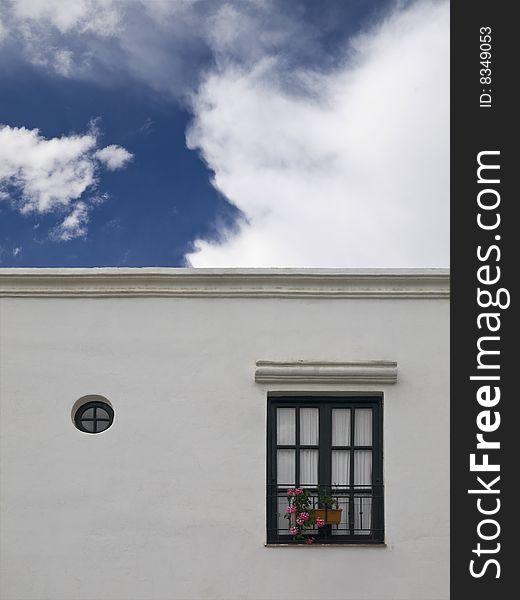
[74, 400, 114, 434]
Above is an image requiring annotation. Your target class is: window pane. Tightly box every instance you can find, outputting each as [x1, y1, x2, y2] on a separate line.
[96, 421, 110, 432]
[277, 408, 295, 445]
[354, 496, 372, 535]
[277, 495, 290, 534]
[82, 420, 95, 432]
[354, 409, 372, 445]
[277, 450, 295, 485]
[354, 450, 372, 487]
[331, 450, 350, 486]
[332, 409, 351, 446]
[96, 407, 110, 420]
[300, 408, 319, 445]
[82, 408, 94, 419]
[331, 494, 350, 535]
[300, 449, 318, 486]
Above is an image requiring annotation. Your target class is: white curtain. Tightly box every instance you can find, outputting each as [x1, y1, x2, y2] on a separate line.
[354, 496, 372, 534]
[354, 450, 372, 487]
[300, 408, 319, 445]
[277, 408, 295, 445]
[300, 449, 318, 486]
[331, 450, 350, 486]
[277, 449, 295, 485]
[354, 409, 372, 445]
[332, 494, 349, 535]
[332, 409, 351, 446]
[277, 495, 290, 533]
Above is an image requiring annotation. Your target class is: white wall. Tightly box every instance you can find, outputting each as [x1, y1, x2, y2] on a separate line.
[0, 272, 449, 600]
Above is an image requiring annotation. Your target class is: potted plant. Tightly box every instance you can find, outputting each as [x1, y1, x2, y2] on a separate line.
[311, 493, 343, 525]
[284, 488, 326, 544]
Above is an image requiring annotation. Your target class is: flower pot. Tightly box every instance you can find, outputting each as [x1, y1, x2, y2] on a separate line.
[311, 508, 343, 525]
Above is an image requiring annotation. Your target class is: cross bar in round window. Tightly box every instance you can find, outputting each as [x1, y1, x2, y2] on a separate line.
[74, 400, 114, 434]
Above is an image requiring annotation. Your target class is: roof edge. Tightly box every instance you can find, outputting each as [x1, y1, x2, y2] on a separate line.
[0, 268, 450, 299]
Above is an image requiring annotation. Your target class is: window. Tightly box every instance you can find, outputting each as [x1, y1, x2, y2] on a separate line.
[74, 400, 114, 434]
[267, 396, 384, 544]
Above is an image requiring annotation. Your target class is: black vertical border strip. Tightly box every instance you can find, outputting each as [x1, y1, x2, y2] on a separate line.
[451, 2, 516, 597]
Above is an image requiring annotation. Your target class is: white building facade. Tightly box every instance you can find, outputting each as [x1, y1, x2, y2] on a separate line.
[0, 269, 449, 600]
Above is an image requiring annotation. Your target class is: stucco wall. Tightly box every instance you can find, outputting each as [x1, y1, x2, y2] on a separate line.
[0, 274, 449, 600]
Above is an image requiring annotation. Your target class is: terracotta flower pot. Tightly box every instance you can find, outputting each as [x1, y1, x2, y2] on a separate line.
[311, 508, 343, 525]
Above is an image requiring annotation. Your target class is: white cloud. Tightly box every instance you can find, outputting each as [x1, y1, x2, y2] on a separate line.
[0, 124, 97, 213]
[0, 1, 312, 91]
[0, 124, 133, 239]
[11, 0, 120, 36]
[0, 17, 6, 44]
[185, 0, 449, 267]
[53, 48, 74, 76]
[1, 0, 121, 77]
[12, 246, 22, 256]
[50, 201, 89, 241]
[1, 0, 200, 82]
[94, 144, 133, 170]
[2, 0, 449, 265]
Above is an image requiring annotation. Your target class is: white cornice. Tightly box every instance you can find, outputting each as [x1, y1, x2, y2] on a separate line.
[255, 360, 398, 384]
[0, 268, 449, 298]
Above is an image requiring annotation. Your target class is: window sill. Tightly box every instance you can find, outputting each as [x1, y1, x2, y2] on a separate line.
[264, 543, 387, 548]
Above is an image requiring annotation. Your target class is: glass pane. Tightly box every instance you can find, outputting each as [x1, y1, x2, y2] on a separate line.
[332, 409, 351, 446]
[300, 408, 319, 445]
[331, 450, 350, 486]
[277, 450, 295, 485]
[300, 449, 318, 486]
[354, 450, 372, 487]
[277, 495, 290, 534]
[354, 496, 372, 534]
[277, 408, 295, 445]
[354, 409, 372, 446]
[82, 408, 94, 419]
[96, 421, 110, 432]
[96, 407, 110, 420]
[81, 420, 95, 432]
[331, 494, 349, 535]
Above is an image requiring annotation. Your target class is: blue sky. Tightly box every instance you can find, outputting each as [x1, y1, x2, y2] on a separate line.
[0, 0, 449, 268]
[0, 65, 239, 266]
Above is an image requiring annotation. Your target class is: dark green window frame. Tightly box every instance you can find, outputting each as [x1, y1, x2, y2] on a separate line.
[267, 396, 384, 544]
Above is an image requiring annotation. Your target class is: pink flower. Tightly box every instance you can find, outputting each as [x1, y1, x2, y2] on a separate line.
[290, 526, 299, 536]
[296, 512, 310, 525]
[286, 505, 297, 514]
[287, 489, 294, 496]
[316, 517, 325, 528]
[295, 488, 304, 495]
[305, 537, 315, 545]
